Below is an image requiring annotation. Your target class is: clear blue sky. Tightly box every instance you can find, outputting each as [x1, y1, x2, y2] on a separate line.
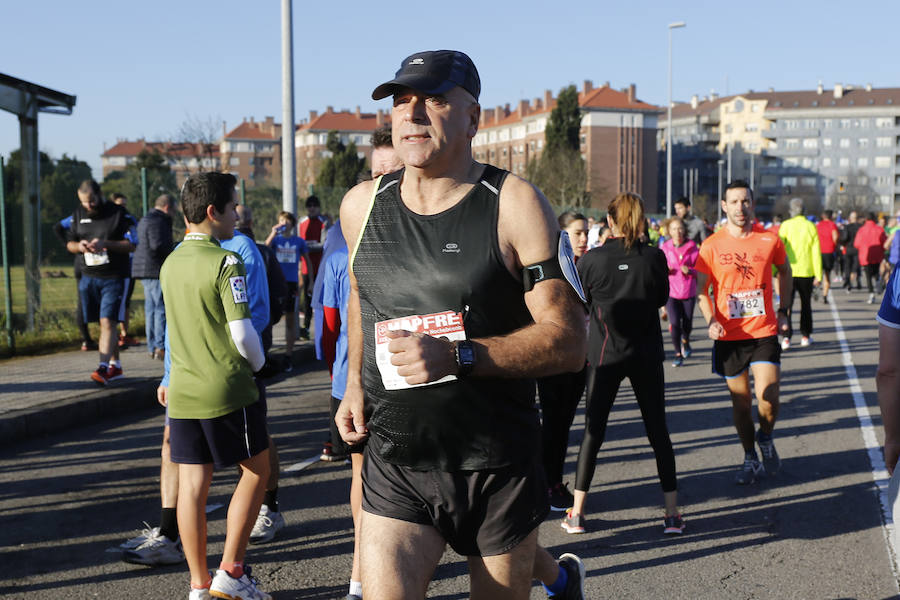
[1, 0, 896, 180]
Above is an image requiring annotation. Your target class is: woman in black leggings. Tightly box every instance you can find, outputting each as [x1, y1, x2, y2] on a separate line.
[538, 211, 589, 511]
[561, 192, 683, 536]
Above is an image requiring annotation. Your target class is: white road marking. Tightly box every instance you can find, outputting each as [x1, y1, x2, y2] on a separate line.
[828, 296, 899, 584]
[285, 454, 321, 473]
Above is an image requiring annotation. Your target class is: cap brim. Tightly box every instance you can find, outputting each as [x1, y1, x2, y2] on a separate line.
[371, 75, 457, 100]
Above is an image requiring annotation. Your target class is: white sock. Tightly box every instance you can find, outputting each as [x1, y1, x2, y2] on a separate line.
[110, 359, 121, 368]
[349, 580, 362, 597]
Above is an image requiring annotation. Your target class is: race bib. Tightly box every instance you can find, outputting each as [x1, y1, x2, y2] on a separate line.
[727, 289, 765, 319]
[276, 245, 297, 264]
[84, 250, 110, 266]
[374, 310, 467, 391]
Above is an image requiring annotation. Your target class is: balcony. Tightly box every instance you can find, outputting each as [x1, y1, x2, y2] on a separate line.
[765, 147, 819, 157]
[762, 128, 819, 139]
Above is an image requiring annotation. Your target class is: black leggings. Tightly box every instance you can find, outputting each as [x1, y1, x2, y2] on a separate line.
[787, 276, 814, 338]
[574, 358, 677, 493]
[665, 297, 695, 356]
[537, 366, 587, 486]
[864, 264, 880, 293]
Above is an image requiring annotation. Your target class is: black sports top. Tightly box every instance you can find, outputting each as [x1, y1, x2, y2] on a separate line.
[352, 165, 539, 471]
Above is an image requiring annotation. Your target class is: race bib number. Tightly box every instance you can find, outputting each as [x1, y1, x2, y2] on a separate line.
[229, 276, 248, 304]
[84, 250, 110, 266]
[276, 246, 297, 264]
[727, 289, 765, 319]
[374, 310, 467, 391]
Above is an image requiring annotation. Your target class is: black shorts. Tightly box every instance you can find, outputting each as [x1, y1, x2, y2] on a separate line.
[712, 335, 781, 378]
[169, 385, 269, 469]
[283, 281, 299, 313]
[822, 253, 835, 273]
[361, 447, 548, 557]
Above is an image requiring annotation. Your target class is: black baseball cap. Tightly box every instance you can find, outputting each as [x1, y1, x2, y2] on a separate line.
[371, 50, 480, 101]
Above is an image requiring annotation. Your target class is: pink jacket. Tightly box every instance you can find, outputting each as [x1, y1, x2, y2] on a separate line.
[661, 238, 699, 299]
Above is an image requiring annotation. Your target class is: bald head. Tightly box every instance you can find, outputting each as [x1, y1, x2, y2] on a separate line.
[236, 204, 253, 228]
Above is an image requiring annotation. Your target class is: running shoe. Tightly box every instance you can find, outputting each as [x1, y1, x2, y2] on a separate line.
[120, 523, 157, 550]
[780, 337, 791, 351]
[320, 442, 346, 462]
[756, 430, 781, 475]
[663, 514, 685, 535]
[672, 356, 684, 367]
[868, 293, 876, 304]
[249, 505, 285, 544]
[91, 365, 110, 386]
[122, 530, 184, 565]
[735, 454, 764, 485]
[345, 596, 362, 600]
[800, 336, 812, 347]
[550, 553, 585, 600]
[210, 566, 271, 600]
[548, 482, 575, 512]
[107, 364, 124, 382]
[298, 327, 310, 341]
[189, 589, 211, 600]
[80, 340, 97, 351]
[682, 342, 692, 358]
[822, 294, 829, 305]
[560, 509, 585, 534]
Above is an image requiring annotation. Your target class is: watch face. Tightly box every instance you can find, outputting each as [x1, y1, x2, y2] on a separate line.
[458, 343, 475, 365]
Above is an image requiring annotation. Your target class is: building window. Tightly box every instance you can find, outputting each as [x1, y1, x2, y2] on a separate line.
[840, 157, 850, 167]
[248, 157, 255, 166]
[801, 176, 817, 186]
[751, 104, 760, 112]
[857, 175, 869, 185]
[877, 175, 891, 185]
[785, 138, 799, 149]
[822, 157, 832, 167]
[857, 157, 868, 167]
[802, 157, 815, 168]
[802, 138, 818, 149]
[725, 124, 733, 134]
[745, 123, 758, 132]
[840, 119, 851, 129]
[875, 156, 891, 168]
[858, 138, 869, 148]
[839, 138, 850, 148]
[823, 138, 832, 147]
[782, 176, 797, 186]
[876, 137, 892, 147]
[876, 117, 893, 128]
[823, 119, 833, 129]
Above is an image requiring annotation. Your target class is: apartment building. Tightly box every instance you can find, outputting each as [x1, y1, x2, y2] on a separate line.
[659, 84, 900, 218]
[220, 116, 282, 186]
[473, 81, 661, 210]
[294, 107, 388, 192]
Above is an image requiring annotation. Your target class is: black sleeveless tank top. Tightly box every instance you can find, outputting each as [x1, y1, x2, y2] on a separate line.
[352, 165, 539, 471]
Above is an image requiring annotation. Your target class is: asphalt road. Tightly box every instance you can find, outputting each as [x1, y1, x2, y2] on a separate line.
[2, 290, 897, 599]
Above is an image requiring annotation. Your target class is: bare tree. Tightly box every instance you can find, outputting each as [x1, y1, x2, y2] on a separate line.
[169, 114, 224, 173]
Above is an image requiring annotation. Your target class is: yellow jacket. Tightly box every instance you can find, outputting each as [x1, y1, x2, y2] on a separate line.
[778, 215, 822, 280]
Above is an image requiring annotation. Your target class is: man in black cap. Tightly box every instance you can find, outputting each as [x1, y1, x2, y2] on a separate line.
[337, 50, 588, 600]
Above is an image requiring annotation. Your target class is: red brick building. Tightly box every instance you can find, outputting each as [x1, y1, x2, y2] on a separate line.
[101, 140, 220, 188]
[220, 116, 282, 186]
[473, 81, 660, 209]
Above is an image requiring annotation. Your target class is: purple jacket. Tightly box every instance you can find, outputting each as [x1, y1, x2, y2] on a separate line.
[661, 238, 699, 300]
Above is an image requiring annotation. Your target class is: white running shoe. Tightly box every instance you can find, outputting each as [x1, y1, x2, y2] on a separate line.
[119, 523, 157, 550]
[800, 336, 812, 347]
[189, 588, 211, 600]
[210, 567, 271, 600]
[122, 529, 184, 566]
[780, 337, 791, 351]
[249, 505, 285, 544]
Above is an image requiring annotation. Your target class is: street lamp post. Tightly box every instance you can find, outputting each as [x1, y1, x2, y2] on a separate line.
[717, 159, 725, 223]
[666, 20, 686, 217]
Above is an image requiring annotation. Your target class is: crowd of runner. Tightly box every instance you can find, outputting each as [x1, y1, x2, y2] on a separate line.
[55, 49, 896, 600]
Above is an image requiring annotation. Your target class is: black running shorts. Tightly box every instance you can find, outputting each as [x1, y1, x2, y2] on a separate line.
[361, 447, 549, 557]
[712, 335, 781, 378]
[822, 253, 835, 273]
[169, 383, 269, 469]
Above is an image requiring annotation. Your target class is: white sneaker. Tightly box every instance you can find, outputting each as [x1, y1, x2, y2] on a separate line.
[189, 589, 211, 600]
[120, 523, 157, 550]
[869, 293, 876, 304]
[781, 337, 791, 351]
[122, 529, 184, 565]
[249, 505, 285, 544]
[210, 567, 271, 600]
[800, 336, 812, 347]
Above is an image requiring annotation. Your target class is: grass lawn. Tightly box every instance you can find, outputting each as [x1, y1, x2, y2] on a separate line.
[0, 264, 145, 358]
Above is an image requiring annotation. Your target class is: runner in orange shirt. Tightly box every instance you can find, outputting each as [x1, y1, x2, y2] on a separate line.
[695, 180, 792, 485]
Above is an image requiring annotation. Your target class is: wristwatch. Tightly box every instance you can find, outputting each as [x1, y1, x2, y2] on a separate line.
[455, 340, 476, 377]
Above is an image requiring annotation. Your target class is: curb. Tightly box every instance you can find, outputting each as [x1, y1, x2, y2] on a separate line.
[0, 344, 318, 448]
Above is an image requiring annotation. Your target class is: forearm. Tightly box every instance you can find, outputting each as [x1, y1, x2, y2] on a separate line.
[472, 282, 585, 378]
[878, 365, 900, 441]
[66, 240, 82, 254]
[228, 318, 265, 372]
[345, 284, 364, 390]
[777, 266, 793, 308]
[105, 239, 135, 253]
